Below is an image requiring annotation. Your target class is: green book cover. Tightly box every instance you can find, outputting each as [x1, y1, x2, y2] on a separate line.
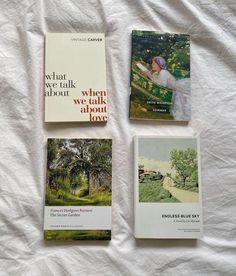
[44, 138, 112, 240]
[129, 30, 190, 121]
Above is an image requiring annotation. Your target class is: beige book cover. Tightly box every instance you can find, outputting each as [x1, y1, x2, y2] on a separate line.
[44, 33, 107, 122]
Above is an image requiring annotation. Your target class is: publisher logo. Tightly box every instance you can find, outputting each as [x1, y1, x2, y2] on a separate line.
[71, 37, 87, 41]
[71, 37, 103, 42]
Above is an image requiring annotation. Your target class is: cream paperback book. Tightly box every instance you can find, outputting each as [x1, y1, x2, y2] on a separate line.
[134, 136, 203, 239]
[44, 33, 107, 122]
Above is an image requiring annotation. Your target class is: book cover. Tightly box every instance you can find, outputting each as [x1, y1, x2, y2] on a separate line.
[134, 136, 202, 239]
[44, 33, 107, 122]
[44, 138, 112, 240]
[129, 30, 190, 121]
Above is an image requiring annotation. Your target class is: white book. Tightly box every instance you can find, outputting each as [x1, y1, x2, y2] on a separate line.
[44, 33, 107, 122]
[136, 62, 149, 72]
[134, 136, 203, 239]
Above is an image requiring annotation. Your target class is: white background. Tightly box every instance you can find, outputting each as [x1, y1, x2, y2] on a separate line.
[0, 0, 236, 275]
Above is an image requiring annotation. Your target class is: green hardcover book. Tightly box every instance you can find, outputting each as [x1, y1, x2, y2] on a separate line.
[44, 138, 112, 240]
[129, 30, 191, 121]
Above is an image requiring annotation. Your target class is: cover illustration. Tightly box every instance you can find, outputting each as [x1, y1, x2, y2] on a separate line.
[134, 136, 202, 239]
[129, 31, 190, 121]
[44, 33, 107, 122]
[44, 138, 112, 240]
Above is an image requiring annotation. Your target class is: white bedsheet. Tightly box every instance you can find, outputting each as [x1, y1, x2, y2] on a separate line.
[0, 0, 236, 275]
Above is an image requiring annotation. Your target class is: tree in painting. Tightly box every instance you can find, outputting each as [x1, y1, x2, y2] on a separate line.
[170, 148, 198, 187]
[46, 139, 112, 206]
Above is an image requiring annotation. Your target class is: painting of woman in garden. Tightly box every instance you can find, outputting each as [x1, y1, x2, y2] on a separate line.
[130, 31, 190, 121]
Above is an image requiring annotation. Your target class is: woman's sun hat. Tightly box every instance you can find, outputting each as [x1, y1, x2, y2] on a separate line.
[153, 56, 166, 69]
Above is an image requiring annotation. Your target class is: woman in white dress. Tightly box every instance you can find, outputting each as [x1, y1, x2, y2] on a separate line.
[143, 56, 191, 121]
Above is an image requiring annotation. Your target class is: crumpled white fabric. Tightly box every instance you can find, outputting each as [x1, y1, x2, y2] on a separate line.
[172, 78, 191, 121]
[0, 0, 236, 275]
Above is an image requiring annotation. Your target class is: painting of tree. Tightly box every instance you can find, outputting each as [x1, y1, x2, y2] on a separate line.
[170, 148, 198, 187]
[46, 139, 112, 206]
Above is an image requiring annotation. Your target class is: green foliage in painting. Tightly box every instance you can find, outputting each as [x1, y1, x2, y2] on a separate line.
[139, 180, 179, 203]
[46, 139, 112, 206]
[170, 148, 198, 189]
[132, 31, 190, 79]
[44, 230, 111, 240]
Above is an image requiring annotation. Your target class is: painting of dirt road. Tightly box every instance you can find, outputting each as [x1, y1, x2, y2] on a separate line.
[138, 137, 199, 203]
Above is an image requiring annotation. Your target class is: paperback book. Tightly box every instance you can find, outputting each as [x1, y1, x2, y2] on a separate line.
[134, 136, 202, 239]
[129, 30, 191, 121]
[44, 138, 112, 240]
[44, 33, 107, 122]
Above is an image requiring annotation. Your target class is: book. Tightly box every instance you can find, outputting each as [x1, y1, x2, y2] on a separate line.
[134, 136, 202, 239]
[44, 138, 112, 240]
[44, 33, 107, 122]
[129, 30, 191, 121]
